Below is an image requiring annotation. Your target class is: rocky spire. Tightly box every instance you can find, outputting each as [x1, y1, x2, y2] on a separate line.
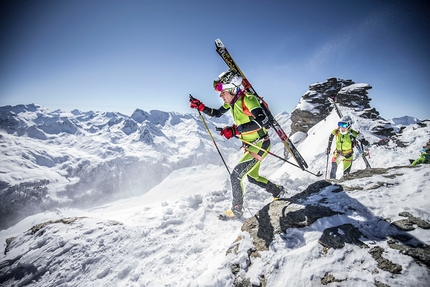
[289, 77, 394, 137]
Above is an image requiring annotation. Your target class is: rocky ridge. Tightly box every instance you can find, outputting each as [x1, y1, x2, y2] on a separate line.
[226, 168, 430, 287]
[289, 77, 396, 138]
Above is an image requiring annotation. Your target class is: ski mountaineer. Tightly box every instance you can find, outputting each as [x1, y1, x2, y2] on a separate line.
[189, 70, 285, 220]
[410, 144, 430, 166]
[326, 116, 369, 179]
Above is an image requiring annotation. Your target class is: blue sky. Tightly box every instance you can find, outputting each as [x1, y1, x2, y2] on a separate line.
[1, 0, 429, 120]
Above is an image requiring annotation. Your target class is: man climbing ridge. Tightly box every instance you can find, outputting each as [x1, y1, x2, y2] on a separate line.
[326, 115, 369, 179]
[410, 140, 430, 166]
[189, 70, 285, 220]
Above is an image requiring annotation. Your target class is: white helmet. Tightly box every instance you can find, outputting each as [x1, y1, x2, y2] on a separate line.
[338, 116, 352, 134]
[213, 70, 242, 93]
[340, 115, 352, 124]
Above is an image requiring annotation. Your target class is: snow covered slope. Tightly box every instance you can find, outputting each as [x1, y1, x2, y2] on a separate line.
[0, 101, 429, 286]
[0, 104, 239, 229]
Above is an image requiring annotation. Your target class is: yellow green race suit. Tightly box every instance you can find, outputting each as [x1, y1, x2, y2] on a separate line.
[202, 92, 282, 214]
[411, 151, 430, 166]
[327, 128, 359, 179]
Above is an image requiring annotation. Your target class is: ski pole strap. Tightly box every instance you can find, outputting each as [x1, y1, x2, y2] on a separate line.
[248, 151, 264, 162]
[241, 135, 267, 150]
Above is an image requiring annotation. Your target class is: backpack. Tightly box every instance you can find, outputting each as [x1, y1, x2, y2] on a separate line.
[424, 153, 430, 163]
[240, 93, 273, 128]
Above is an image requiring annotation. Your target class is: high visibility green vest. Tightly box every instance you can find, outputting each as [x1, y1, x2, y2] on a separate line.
[223, 93, 267, 142]
[332, 128, 358, 153]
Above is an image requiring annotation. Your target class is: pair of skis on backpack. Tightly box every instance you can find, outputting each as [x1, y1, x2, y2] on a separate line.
[214, 38, 308, 172]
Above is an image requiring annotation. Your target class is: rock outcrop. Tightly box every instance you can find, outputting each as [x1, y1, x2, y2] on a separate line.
[289, 77, 396, 138]
[226, 171, 430, 287]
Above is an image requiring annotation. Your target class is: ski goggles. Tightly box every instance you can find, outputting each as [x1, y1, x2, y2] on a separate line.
[338, 122, 350, 128]
[213, 81, 237, 92]
[213, 81, 224, 92]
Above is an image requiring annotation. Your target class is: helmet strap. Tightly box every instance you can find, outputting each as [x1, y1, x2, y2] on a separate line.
[229, 89, 243, 105]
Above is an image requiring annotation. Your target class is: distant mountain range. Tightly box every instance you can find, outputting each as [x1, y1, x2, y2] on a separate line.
[0, 104, 240, 229]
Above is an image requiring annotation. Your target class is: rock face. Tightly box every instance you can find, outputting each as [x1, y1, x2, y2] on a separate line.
[227, 174, 430, 287]
[289, 77, 395, 138]
[241, 181, 341, 252]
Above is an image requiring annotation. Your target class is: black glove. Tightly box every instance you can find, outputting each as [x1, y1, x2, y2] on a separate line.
[326, 147, 331, 155]
[360, 139, 370, 146]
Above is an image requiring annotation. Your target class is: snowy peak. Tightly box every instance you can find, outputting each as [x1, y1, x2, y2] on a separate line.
[289, 77, 398, 139]
[337, 82, 374, 116]
[390, 116, 421, 126]
[0, 104, 182, 141]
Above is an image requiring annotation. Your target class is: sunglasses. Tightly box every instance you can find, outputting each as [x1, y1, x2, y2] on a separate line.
[338, 122, 349, 128]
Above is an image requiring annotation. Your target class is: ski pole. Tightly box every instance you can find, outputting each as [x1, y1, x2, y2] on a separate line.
[359, 142, 371, 168]
[325, 151, 330, 180]
[215, 127, 322, 177]
[189, 94, 230, 175]
[238, 138, 322, 177]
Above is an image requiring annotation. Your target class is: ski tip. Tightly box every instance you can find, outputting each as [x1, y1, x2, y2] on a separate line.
[214, 38, 225, 48]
